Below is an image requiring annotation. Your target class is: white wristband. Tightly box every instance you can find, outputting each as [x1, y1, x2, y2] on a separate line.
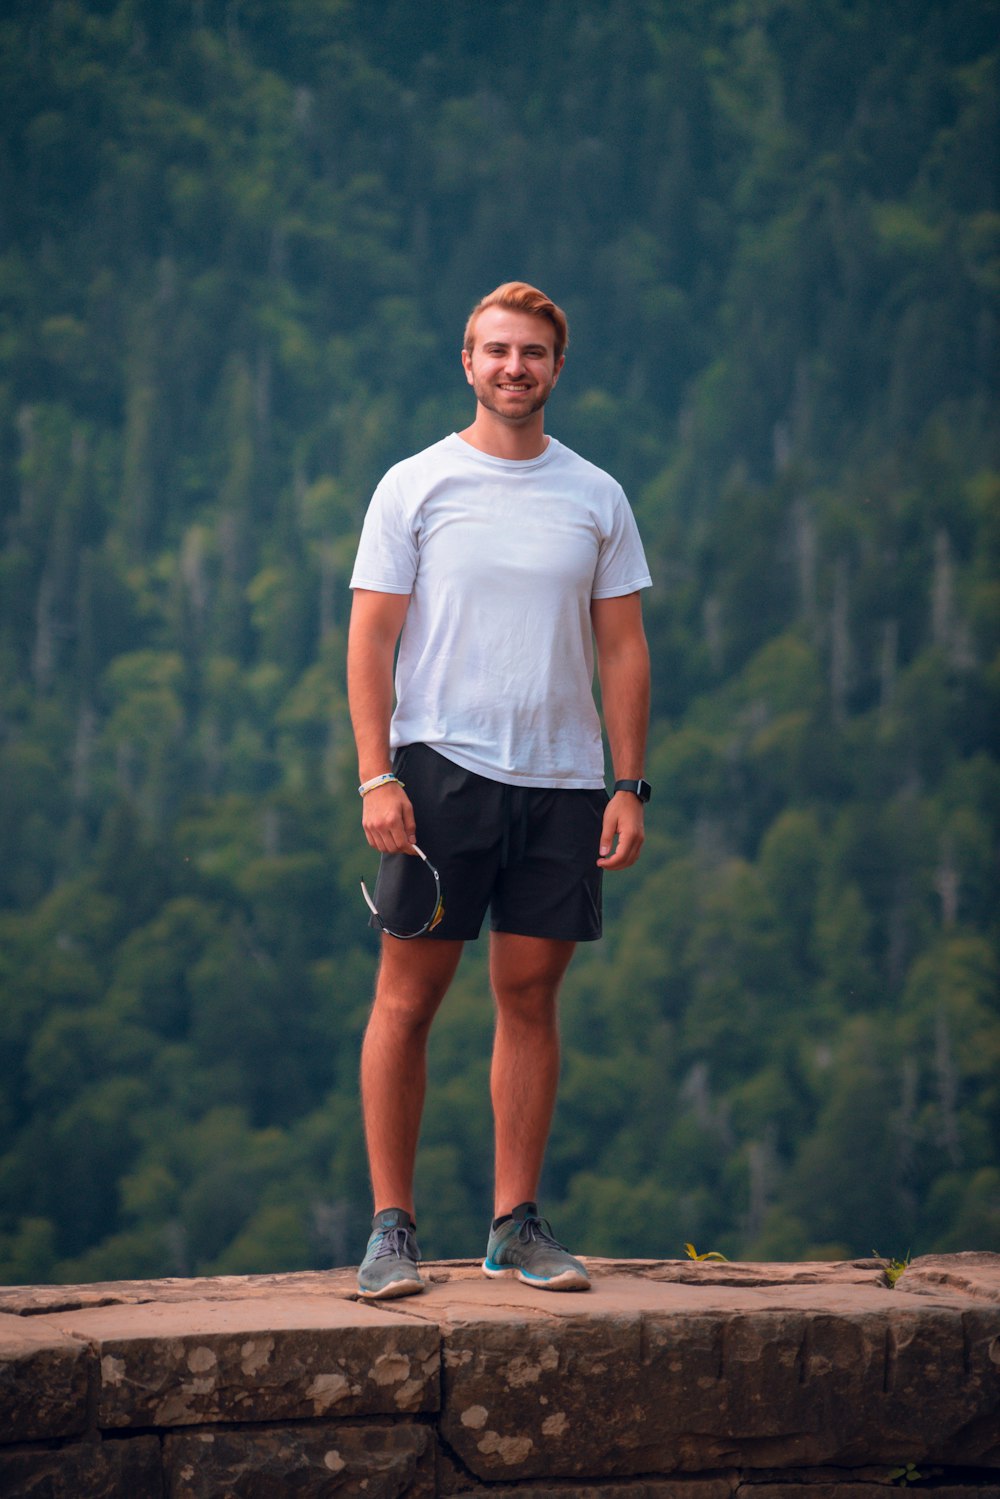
[358, 772, 402, 798]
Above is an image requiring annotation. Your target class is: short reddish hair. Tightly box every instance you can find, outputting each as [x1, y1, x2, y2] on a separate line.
[464, 282, 569, 363]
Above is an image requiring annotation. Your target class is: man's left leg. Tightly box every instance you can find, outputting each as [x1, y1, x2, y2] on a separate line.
[489, 932, 573, 1213]
[484, 931, 590, 1290]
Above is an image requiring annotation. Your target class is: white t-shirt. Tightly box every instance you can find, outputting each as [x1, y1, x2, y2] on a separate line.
[350, 433, 652, 789]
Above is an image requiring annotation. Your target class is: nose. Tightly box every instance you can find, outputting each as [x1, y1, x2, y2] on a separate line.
[503, 348, 527, 376]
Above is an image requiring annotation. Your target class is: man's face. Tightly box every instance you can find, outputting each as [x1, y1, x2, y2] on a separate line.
[462, 306, 564, 422]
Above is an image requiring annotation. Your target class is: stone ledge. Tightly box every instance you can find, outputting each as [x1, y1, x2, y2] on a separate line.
[0, 1312, 93, 1442]
[0, 1254, 896, 1319]
[0, 1254, 997, 1496]
[894, 1251, 1000, 1304]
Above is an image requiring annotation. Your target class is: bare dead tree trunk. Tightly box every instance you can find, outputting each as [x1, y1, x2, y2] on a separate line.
[792, 499, 817, 628]
[935, 1011, 962, 1167]
[934, 834, 960, 928]
[931, 529, 953, 651]
[879, 618, 898, 718]
[830, 557, 850, 724]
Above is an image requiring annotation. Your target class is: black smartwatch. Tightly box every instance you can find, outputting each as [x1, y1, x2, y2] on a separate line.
[613, 778, 651, 803]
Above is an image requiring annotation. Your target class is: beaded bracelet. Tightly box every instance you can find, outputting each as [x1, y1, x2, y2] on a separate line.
[358, 772, 404, 798]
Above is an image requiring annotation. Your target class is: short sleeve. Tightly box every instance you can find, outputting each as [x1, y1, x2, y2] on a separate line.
[349, 473, 419, 594]
[591, 488, 653, 599]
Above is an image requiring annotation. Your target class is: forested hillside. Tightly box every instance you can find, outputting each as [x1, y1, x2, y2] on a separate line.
[1, 0, 997, 1282]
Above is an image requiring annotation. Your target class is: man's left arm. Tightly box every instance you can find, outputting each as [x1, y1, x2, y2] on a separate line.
[591, 591, 650, 870]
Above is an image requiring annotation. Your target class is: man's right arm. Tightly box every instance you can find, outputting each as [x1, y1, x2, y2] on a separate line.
[347, 588, 417, 854]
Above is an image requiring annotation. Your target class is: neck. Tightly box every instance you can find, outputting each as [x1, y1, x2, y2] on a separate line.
[458, 407, 549, 461]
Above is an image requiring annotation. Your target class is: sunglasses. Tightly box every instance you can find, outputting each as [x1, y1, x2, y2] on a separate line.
[361, 845, 445, 940]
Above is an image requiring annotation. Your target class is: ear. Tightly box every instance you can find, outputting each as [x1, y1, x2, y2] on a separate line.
[461, 347, 474, 386]
[551, 354, 565, 386]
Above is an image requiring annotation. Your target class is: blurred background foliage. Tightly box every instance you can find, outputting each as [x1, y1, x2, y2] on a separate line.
[0, 0, 997, 1282]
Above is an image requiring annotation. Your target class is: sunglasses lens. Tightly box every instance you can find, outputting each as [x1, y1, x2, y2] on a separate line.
[361, 850, 443, 939]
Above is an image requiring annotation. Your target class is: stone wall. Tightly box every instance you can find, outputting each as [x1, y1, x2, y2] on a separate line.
[1, 1253, 998, 1497]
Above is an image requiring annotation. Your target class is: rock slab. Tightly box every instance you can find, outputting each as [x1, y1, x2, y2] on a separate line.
[37, 1293, 440, 1428]
[0, 1255, 998, 1496]
[0, 1313, 92, 1441]
[424, 1277, 1000, 1481]
[0, 1436, 161, 1498]
[165, 1422, 435, 1498]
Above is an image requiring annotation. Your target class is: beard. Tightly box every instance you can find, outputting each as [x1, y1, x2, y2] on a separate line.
[470, 373, 555, 421]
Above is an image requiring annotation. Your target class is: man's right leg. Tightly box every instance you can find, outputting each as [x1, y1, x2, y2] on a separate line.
[357, 935, 463, 1298]
[361, 935, 464, 1218]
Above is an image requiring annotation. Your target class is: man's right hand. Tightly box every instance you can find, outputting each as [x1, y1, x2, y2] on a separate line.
[361, 780, 418, 854]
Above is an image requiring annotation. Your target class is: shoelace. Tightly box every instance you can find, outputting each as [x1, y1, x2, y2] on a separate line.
[516, 1216, 565, 1250]
[373, 1226, 414, 1261]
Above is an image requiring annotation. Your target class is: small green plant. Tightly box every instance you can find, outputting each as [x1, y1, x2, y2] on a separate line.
[874, 1248, 911, 1287]
[684, 1242, 729, 1262]
[888, 1461, 923, 1486]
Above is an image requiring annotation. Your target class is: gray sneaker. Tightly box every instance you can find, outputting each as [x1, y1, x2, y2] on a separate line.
[482, 1201, 590, 1291]
[357, 1208, 424, 1299]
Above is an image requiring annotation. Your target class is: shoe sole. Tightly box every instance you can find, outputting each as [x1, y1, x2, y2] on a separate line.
[482, 1259, 590, 1291]
[356, 1276, 424, 1300]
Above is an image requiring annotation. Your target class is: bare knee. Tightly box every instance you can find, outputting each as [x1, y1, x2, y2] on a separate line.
[493, 974, 560, 1031]
[369, 937, 462, 1039]
[370, 981, 442, 1039]
[490, 934, 573, 1028]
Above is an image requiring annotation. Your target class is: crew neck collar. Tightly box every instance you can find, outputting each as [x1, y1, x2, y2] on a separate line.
[448, 433, 558, 470]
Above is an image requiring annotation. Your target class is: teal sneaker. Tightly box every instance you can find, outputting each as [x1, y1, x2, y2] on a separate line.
[482, 1201, 590, 1291]
[357, 1208, 424, 1299]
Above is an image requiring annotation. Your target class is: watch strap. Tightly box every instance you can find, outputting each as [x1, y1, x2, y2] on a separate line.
[613, 778, 651, 803]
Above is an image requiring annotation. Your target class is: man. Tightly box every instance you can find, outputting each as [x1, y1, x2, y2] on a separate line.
[347, 281, 651, 1298]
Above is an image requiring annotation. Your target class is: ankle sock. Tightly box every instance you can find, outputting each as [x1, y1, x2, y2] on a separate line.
[494, 1200, 539, 1230]
[374, 1208, 415, 1230]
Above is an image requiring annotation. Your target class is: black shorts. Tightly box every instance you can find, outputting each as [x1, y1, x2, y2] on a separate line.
[370, 743, 608, 942]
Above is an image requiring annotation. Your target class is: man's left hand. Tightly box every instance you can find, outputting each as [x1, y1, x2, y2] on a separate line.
[597, 791, 645, 869]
